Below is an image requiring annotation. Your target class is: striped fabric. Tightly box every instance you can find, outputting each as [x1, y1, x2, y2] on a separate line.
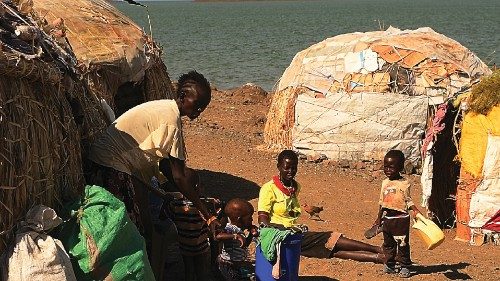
[169, 198, 222, 256]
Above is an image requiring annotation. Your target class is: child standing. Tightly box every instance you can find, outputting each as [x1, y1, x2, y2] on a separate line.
[375, 150, 423, 278]
[166, 168, 223, 281]
[215, 198, 258, 281]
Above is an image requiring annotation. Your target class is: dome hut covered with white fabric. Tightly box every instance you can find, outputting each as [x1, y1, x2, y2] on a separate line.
[265, 27, 491, 165]
[264, 27, 492, 225]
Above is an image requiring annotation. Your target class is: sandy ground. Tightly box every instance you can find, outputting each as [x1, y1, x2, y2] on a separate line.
[181, 86, 499, 281]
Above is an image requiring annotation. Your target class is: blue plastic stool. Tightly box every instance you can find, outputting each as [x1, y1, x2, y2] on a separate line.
[255, 234, 303, 281]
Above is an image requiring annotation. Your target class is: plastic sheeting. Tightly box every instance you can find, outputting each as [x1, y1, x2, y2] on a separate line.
[459, 106, 500, 178]
[293, 92, 427, 164]
[277, 27, 491, 97]
[469, 135, 500, 228]
[420, 141, 434, 208]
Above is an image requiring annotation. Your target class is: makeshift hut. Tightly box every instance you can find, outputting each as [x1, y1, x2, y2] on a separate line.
[31, 0, 175, 118]
[0, 1, 107, 253]
[455, 70, 500, 245]
[264, 27, 492, 223]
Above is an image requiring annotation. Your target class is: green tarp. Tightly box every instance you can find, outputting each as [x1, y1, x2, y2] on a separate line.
[58, 185, 155, 281]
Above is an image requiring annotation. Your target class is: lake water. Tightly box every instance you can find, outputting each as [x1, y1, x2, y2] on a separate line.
[116, 0, 499, 91]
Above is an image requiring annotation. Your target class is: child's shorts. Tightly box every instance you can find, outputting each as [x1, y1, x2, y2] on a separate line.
[301, 231, 343, 258]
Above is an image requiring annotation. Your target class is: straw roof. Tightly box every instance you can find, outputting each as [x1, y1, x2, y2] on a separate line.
[265, 27, 492, 164]
[30, 0, 175, 113]
[0, 1, 107, 252]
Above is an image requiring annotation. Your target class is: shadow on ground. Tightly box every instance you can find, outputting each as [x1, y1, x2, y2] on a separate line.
[299, 277, 338, 281]
[198, 169, 260, 201]
[412, 262, 471, 280]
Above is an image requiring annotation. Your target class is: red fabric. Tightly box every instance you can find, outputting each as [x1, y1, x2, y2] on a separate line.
[482, 210, 500, 232]
[421, 103, 448, 158]
[272, 175, 296, 197]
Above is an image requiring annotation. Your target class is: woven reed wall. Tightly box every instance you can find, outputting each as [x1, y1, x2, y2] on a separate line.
[0, 80, 81, 253]
[82, 57, 175, 117]
[31, 0, 176, 116]
[144, 59, 175, 101]
[0, 53, 107, 253]
[263, 87, 302, 148]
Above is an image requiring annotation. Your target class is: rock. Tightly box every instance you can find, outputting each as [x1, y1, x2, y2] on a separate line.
[371, 170, 385, 178]
[254, 116, 266, 126]
[298, 153, 308, 160]
[339, 159, 350, 168]
[323, 159, 338, 166]
[307, 153, 322, 163]
[354, 161, 366, 170]
[403, 161, 415, 174]
[227, 84, 268, 105]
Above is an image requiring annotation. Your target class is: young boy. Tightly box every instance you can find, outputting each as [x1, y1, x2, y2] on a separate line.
[215, 198, 258, 281]
[162, 168, 223, 281]
[375, 150, 422, 278]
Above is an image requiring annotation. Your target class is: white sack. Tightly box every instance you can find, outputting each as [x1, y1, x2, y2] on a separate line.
[1, 205, 76, 281]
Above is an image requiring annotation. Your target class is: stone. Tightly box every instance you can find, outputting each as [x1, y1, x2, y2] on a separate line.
[355, 161, 367, 170]
[339, 159, 350, 168]
[403, 161, 415, 175]
[371, 170, 385, 178]
[307, 153, 323, 163]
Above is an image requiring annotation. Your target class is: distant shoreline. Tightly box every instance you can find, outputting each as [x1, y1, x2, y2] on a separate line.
[194, 0, 301, 2]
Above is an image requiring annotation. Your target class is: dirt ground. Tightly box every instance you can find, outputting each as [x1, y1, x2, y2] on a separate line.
[182, 85, 499, 281]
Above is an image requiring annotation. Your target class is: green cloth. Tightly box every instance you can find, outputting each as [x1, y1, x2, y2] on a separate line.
[57, 185, 155, 281]
[258, 227, 292, 262]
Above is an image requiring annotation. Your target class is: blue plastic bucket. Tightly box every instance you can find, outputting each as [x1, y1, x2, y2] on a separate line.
[255, 233, 303, 281]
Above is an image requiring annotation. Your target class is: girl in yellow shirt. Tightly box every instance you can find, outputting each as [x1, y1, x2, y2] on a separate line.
[258, 150, 385, 262]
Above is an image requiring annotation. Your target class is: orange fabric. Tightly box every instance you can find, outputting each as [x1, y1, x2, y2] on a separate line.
[455, 170, 480, 242]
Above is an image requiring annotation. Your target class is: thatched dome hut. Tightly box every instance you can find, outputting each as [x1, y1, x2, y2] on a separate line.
[0, 1, 108, 252]
[264, 27, 491, 165]
[31, 0, 175, 118]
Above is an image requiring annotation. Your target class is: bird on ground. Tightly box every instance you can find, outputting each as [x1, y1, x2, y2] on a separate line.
[302, 203, 324, 221]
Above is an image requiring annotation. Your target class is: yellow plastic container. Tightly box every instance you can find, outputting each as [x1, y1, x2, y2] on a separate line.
[412, 213, 445, 250]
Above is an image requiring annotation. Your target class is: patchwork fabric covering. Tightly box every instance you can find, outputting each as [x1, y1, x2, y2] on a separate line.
[264, 27, 491, 164]
[455, 71, 500, 243]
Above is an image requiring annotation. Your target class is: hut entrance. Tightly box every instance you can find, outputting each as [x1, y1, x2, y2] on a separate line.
[114, 81, 145, 117]
[428, 105, 461, 228]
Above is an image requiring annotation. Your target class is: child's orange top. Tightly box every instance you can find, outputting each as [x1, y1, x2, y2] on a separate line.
[378, 178, 415, 213]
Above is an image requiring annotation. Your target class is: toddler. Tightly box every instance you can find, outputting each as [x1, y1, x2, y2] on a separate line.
[215, 198, 258, 281]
